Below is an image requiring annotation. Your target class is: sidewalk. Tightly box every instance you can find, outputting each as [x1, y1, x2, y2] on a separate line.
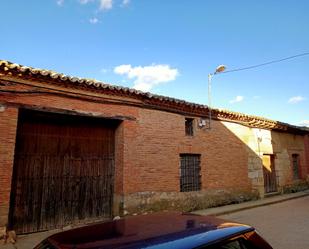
[1, 190, 309, 249]
[192, 189, 309, 216]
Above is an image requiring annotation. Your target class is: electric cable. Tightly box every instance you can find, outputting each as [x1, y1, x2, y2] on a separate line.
[222, 52, 309, 74]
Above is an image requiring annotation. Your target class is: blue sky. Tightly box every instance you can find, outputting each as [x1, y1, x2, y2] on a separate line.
[1, 0, 308, 126]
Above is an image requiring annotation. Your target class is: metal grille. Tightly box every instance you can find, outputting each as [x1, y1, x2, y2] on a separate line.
[185, 118, 194, 136]
[180, 154, 201, 192]
[292, 154, 300, 179]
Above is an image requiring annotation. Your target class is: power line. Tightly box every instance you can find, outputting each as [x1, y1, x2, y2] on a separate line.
[222, 52, 309, 74]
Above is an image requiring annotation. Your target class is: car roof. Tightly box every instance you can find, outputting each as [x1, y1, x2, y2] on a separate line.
[47, 212, 254, 249]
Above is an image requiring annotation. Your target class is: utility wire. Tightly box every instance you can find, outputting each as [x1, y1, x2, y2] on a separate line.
[221, 52, 309, 74]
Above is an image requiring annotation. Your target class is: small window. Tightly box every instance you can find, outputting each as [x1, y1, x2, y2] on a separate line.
[185, 118, 194, 136]
[180, 154, 201, 192]
[292, 154, 300, 179]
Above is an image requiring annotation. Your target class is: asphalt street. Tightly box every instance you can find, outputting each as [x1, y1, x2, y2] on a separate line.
[220, 196, 309, 249]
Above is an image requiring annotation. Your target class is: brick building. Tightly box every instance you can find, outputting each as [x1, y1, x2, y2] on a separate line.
[0, 60, 308, 234]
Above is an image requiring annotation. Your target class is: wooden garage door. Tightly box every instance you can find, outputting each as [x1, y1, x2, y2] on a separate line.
[9, 110, 117, 234]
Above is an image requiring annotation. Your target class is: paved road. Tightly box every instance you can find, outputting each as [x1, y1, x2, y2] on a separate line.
[220, 196, 309, 249]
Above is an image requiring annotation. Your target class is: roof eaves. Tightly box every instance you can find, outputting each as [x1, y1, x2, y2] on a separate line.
[0, 59, 308, 134]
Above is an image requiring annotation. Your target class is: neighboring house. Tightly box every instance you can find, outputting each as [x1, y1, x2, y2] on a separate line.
[0, 60, 308, 234]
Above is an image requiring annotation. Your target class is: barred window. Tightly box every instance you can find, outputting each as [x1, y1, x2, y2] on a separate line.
[185, 118, 194, 136]
[292, 154, 300, 179]
[180, 154, 201, 192]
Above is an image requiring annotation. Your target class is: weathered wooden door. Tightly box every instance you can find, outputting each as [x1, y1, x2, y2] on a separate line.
[9, 110, 117, 234]
[263, 155, 277, 193]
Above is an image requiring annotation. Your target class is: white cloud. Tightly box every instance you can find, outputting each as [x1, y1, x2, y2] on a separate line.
[114, 64, 179, 92]
[299, 120, 309, 127]
[114, 64, 131, 74]
[288, 96, 306, 104]
[100, 68, 109, 73]
[229, 95, 244, 104]
[79, 0, 93, 4]
[121, 0, 130, 6]
[79, 0, 128, 11]
[89, 17, 99, 24]
[56, 0, 64, 6]
[100, 0, 113, 10]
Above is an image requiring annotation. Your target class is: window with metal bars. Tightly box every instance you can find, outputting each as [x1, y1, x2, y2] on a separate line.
[185, 118, 194, 136]
[180, 154, 201, 192]
[292, 154, 300, 179]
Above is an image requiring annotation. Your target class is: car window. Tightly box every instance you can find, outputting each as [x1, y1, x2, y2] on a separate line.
[218, 240, 243, 249]
[201, 238, 254, 249]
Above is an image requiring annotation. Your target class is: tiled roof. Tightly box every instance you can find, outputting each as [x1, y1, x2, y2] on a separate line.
[0, 60, 308, 134]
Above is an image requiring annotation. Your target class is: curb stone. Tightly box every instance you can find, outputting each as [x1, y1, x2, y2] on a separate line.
[192, 190, 309, 217]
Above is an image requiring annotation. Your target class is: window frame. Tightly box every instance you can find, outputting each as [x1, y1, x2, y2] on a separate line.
[185, 118, 194, 136]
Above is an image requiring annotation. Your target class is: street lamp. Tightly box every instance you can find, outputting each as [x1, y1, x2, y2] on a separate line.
[208, 65, 226, 129]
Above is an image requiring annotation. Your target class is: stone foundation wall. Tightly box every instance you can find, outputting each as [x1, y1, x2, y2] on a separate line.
[282, 180, 309, 194]
[122, 189, 259, 215]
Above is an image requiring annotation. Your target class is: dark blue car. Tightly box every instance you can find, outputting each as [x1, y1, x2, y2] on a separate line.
[35, 212, 273, 249]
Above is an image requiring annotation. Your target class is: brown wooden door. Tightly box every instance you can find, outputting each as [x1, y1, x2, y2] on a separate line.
[9, 110, 118, 234]
[263, 155, 277, 193]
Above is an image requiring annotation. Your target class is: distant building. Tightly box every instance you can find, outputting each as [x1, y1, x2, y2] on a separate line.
[0, 60, 308, 234]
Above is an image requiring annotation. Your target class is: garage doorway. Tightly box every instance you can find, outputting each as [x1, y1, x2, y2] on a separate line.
[9, 109, 119, 234]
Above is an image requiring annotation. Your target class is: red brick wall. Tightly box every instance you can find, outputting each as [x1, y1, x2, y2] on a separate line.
[122, 108, 251, 194]
[305, 135, 309, 178]
[0, 106, 18, 227]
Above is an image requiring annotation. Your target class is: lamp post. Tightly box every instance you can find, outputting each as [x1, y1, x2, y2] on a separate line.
[208, 65, 226, 129]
